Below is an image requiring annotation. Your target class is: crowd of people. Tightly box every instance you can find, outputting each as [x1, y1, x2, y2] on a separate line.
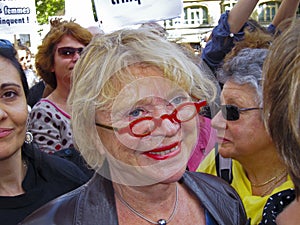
[0, 0, 299, 224]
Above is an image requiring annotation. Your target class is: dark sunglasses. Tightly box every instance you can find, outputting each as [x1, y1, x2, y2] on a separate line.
[0, 39, 14, 49]
[220, 104, 262, 121]
[57, 47, 84, 58]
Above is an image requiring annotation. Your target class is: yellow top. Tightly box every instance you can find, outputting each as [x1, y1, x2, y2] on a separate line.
[197, 149, 294, 225]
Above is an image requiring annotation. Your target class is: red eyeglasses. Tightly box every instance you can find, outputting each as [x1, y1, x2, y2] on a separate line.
[95, 100, 207, 137]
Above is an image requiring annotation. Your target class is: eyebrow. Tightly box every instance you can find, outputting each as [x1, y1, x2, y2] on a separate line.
[0, 83, 22, 89]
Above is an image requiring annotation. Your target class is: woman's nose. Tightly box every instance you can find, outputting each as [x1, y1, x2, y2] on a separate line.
[153, 117, 180, 137]
[71, 52, 81, 61]
[0, 108, 8, 120]
[211, 110, 227, 130]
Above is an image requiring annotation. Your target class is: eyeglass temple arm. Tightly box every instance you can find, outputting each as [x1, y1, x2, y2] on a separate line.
[239, 107, 263, 112]
[95, 122, 117, 131]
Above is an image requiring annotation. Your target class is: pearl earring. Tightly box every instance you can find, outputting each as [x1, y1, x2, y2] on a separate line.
[25, 131, 33, 144]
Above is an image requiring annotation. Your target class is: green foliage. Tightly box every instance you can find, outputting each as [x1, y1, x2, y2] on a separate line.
[35, 0, 65, 25]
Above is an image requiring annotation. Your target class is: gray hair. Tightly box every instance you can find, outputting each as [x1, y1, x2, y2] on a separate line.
[217, 48, 268, 107]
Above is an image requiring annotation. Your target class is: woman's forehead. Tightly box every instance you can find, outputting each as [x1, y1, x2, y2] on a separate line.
[99, 63, 191, 111]
[125, 64, 162, 77]
[116, 76, 185, 100]
[221, 81, 258, 104]
[111, 76, 189, 114]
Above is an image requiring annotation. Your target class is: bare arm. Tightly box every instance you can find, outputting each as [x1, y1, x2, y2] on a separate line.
[228, 0, 259, 33]
[271, 0, 300, 27]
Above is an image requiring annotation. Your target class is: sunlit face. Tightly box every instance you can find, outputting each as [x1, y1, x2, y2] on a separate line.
[0, 57, 28, 160]
[95, 66, 199, 186]
[52, 35, 85, 90]
[211, 81, 273, 163]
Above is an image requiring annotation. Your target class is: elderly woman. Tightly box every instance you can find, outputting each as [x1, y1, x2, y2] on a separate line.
[260, 19, 300, 225]
[20, 28, 249, 224]
[198, 48, 294, 225]
[0, 40, 89, 225]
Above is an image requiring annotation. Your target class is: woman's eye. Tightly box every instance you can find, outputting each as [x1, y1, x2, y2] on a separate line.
[129, 108, 145, 118]
[3, 91, 17, 99]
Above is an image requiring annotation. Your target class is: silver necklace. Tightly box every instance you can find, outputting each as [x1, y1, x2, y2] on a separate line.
[115, 183, 178, 225]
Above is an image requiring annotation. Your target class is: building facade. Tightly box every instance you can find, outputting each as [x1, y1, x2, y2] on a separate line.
[164, 0, 300, 50]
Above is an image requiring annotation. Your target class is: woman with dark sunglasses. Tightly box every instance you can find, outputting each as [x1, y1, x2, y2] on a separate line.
[0, 39, 89, 225]
[198, 48, 294, 225]
[27, 18, 93, 155]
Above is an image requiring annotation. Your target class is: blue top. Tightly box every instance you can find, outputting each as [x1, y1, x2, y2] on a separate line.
[202, 10, 275, 74]
[201, 11, 245, 73]
[205, 209, 218, 225]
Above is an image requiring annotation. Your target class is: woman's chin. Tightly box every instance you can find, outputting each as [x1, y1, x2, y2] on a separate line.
[156, 165, 187, 184]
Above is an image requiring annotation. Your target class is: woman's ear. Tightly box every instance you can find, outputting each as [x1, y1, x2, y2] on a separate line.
[93, 128, 106, 155]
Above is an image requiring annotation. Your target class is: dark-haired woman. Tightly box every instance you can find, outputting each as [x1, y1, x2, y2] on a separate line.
[0, 39, 89, 225]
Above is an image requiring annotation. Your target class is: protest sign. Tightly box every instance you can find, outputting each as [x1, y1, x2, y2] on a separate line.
[65, 0, 96, 28]
[94, 0, 183, 32]
[0, 0, 37, 34]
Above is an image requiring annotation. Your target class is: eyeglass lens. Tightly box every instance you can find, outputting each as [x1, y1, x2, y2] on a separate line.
[125, 101, 206, 137]
[220, 105, 262, 121]
[57, 47, 83, 58]
[221, 105, 240, 121]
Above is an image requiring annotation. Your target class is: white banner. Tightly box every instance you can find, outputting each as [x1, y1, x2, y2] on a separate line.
[0, 0, 37, 34]
[65, 0, 96, 28]
[94, 0, 183, 32]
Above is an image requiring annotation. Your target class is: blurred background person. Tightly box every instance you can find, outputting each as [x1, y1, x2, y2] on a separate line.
[260, 18, 300, 225]
[28, 18, 92, 153]
[17, 48, 39, 89]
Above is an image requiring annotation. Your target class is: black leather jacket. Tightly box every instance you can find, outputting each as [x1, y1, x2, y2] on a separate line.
[20, 171, 249, 225]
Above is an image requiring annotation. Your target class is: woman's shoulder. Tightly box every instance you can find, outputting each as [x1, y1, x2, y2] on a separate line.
[19, 174, 112, 225]
[30, 99, 70, 118]
[259, 189, 295, 225]
[23, 143, 89, 184]
[29, 99, 58, 122]
[184, 171, 233, 192]
[183, 171, 248, 224]
[183, 171, 243, 205]
[30, 98, 54, 111]
[19, 185, 85, 225]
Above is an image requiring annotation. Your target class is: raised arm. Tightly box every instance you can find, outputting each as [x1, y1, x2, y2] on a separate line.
[271, 0, 300, 27]
[202, 0, 259, 72]
[227, 0, 259, 33]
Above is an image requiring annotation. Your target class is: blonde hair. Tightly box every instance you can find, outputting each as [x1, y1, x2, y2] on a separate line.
[68, 28, 218, 169]
[263, 18, 300, 196]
